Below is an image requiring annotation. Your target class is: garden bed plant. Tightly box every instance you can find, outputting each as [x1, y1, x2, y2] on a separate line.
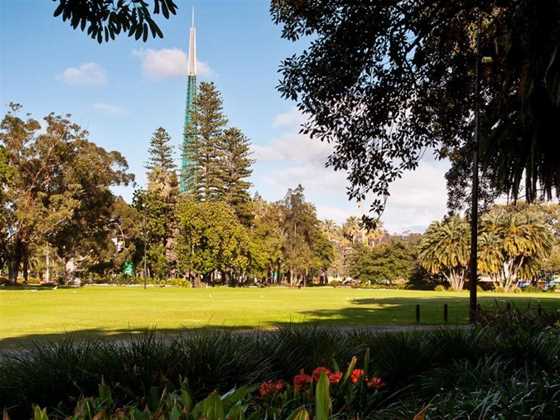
[2, 306, 560, 419]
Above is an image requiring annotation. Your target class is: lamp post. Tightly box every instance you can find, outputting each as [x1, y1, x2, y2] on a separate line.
[469, 26, 481, 323]
[143, 209, 147, 290]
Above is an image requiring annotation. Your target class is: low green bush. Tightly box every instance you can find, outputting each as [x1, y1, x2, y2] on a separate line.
[2, 319, 559, 419]
[23, 356, 389, 420]
[167, 278, 193, 288]
[434, 284, 447, 292]
[522, 285, 543, 293]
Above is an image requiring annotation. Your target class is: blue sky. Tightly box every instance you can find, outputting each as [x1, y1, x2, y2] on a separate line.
[0, 0, 449, 233]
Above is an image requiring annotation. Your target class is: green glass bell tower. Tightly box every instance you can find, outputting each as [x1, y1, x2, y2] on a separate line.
[180, 9, 197, 193]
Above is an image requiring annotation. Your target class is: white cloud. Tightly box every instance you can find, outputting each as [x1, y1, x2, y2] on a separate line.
[58, 63, 107, 86]
[252, 108, 450, 233]
[133, 48, 212, 79]
[253, 133, 332, 163]
[273, 107, 306, 128]
[92, 103, 127, 116]
[381, 162, 449, 232]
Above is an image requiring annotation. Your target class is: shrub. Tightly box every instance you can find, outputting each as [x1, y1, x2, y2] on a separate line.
[167, 278, 192, 288]
[2, 324, 560, 419]
[434, 284, 447, 292]
[24, 357, 388, 420]
[522, 285, 542, 293]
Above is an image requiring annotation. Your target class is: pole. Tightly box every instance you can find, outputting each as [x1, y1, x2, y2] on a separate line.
[143, 207, 147, 290]
[45, 245, 50, 283]
[469, 25, 481, 323]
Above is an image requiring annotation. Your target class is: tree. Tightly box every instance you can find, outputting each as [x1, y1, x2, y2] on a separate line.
[184, 82, 228, 201]
[221, 127, 255, 226]
[342, 217, 362, 245]
[481, 208, 554, 290]
[251, 195, 285, 284]
[0, 145, 12, 272]
[271, 1, 560, 219]
[132, 188, 175, 278]
[349, 239, 417, 286]
[320, 219, 346, 280]
[51, 0, 177, 43]
[82, 197, 142, 278]
[141, 127, 179, 278]
[146, 127, 175, 173]
[342, 216, 385, 247]
[281, 185, 332, 285]
[0, 104, 133, 283]
[175, 199, 251, 285]
[418, 217, 470, 290]
[146, 127, 179, 198]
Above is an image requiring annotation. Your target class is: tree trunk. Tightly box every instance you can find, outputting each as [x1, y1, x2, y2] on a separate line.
[8, 258, 19, 285]
[22, 253, 29, 284]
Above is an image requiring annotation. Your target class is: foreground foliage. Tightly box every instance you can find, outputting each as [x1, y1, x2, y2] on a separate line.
[2, 307, 560, 418]
[272, 0, 560, 219]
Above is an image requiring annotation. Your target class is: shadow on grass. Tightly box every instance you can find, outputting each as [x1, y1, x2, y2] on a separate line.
[294, 295, 560, 327]
[2, 294, 559, 350]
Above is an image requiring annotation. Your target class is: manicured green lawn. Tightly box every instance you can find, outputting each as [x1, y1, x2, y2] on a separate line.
[1, 286, 559, 347]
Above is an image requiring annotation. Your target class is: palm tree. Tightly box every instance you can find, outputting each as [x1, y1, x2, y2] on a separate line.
[418, 216, 470, 290]
[342, 216, 362, 244]
[482, 210, 554, 291]
[477, 230, 502, 285]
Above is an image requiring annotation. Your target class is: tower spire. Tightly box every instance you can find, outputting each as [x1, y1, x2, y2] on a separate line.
[181, 7, 198, 193]
[187, 7, 197, 76]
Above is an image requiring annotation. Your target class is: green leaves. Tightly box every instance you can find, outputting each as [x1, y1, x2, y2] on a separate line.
[0, 106, 134, 283]
[175, 199, 252, 280]
[315, 372, 332, 420]
[272, 1, 560, 220]
[287, 406, 311, 420]
[191, 391, 224, 420]
[51, 0, 177, 43]
[32, 405, 48, 420]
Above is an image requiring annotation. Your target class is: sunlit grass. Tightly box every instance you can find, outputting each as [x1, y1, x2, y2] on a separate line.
[1, 286, 559, 347]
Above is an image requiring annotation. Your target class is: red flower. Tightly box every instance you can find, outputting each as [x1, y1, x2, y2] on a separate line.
[312, 367, 331, 381]
[259, 379, 286, 397]
[350, 369, 365, 384]
[273, 379, 286, 392]
[293, 370, 313, 392]
[259, 380, 274, 397]
[328, 371, 342, 384]
[367, 376, 385, 390]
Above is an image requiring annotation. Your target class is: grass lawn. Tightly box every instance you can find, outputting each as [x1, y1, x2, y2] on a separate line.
[1, 286, 559, 348]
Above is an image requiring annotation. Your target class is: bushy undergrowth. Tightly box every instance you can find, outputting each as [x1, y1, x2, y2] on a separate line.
[2, 313, 560, 419]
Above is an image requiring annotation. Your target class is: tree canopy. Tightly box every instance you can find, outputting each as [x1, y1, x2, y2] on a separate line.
[0, 104, 133, 283]
[51, 0, 177, 43]
[271, 0, 560, 221]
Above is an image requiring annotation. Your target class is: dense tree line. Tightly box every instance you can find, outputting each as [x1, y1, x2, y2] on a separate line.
[0, 85, 335, 287]
[2, 85, 558, 289]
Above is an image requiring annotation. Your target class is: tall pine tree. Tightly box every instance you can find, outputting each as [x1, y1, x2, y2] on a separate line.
[143, 126, 178, 277]
[146, 127, 178, 200]
[184, 82, 228, 201]
[221, 127, 254, 225]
